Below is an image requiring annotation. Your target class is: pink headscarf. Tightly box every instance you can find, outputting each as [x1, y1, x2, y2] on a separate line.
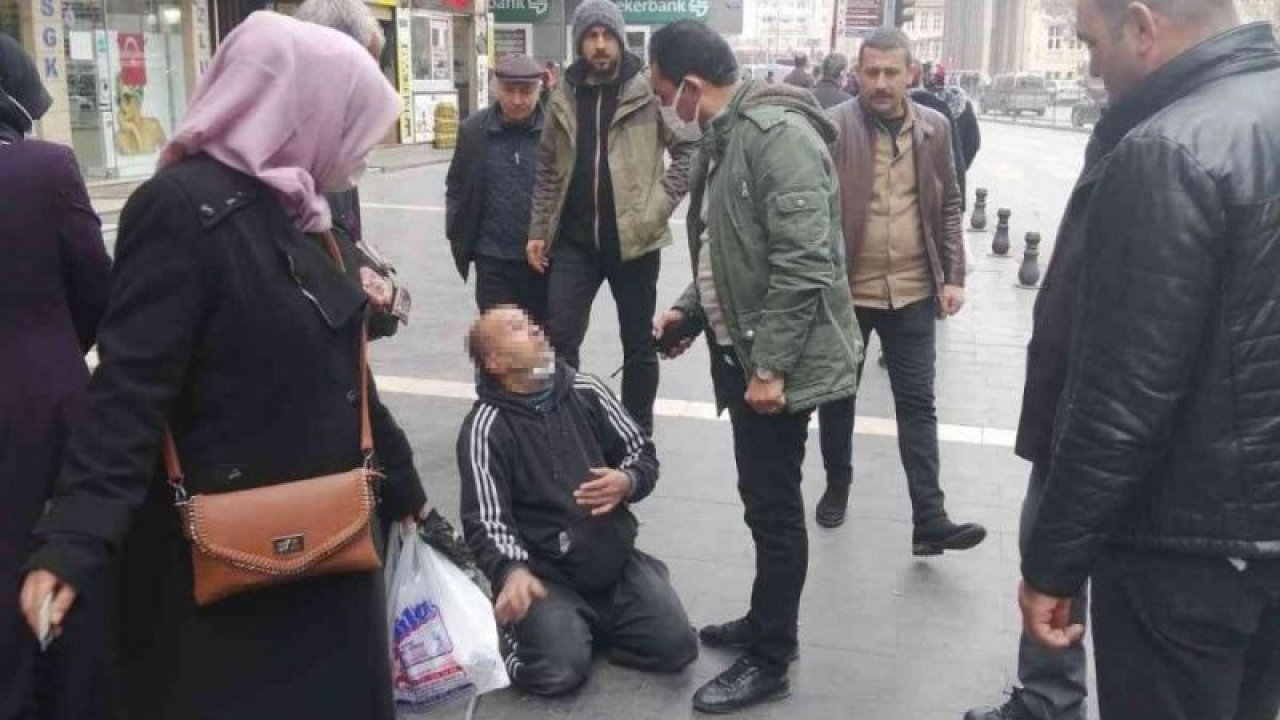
[159, 12, 400, 232]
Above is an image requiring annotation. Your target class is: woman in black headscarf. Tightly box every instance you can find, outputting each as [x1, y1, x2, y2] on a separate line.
[0, 33, 113, 720]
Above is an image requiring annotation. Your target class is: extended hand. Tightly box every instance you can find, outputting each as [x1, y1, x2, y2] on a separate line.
[940, 284, 966, 316]
[746, 375, 786, 414]
[653, 309, 694, 359]
[19, 570, 77, 644]
[1019, 580, 1085, 649]
[574, 468, 632, 516]
[495, 568, 547, 625]
[359, 267, 394, 309]
[526, 238, 549, 274]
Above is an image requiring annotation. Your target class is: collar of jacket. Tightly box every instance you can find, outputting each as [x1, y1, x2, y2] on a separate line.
[1095, 22, 1280, 151]
[483, 101, 545, 134]
[475, 361, 577, 416]
[858, 95, 930, 138]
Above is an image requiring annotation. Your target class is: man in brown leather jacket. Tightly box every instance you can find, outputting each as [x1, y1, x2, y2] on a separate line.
[819, 28, 985, 557]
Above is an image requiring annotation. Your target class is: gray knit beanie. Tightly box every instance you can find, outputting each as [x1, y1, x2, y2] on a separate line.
[572, 0, 626, 58]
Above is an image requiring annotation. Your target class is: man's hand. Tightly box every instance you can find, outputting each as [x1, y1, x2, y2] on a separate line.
[940, 284, 966, 316]
[574, 468, 632, 516]
[526, 238, 549, 274]
[653, 309, 694, 359]
[1019, 580, 1085, 650]
[495, 567, 547, 625]
[20, 570, 77, 643]
[746, 375, 786, 414]
[359, 267, 394, 309]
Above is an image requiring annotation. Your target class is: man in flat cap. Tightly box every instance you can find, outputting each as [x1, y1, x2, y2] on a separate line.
[447, 53, 549, 324]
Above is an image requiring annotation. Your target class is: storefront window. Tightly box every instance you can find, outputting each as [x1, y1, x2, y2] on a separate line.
[63, 0, 187, 178]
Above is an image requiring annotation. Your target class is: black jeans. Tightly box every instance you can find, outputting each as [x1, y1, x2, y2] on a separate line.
[474, 255, 548, 327]
[1091, 547, 1280, 720]
[546, 242, 660, 434]
[712, 346, 813, 673]
[502, 551, 697, 697]
[819, 298, 946, 527]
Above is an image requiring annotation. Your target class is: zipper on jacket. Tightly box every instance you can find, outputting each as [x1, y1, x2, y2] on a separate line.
[593, 90, 604, 251]
[284, 252, 336, 327]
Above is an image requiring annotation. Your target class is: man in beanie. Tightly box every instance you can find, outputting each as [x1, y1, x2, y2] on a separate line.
[527, 0, 694, 436]
[447, 54, 549, 324]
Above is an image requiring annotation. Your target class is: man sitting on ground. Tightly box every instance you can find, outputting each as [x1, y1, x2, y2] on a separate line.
[457, 307, 698, 697]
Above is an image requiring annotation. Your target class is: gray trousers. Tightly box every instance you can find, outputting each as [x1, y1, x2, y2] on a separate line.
[1019, 462, 1090, 719]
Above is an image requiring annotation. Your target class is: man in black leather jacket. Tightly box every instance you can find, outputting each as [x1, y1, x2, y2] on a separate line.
[1018, 1, 1280, 717]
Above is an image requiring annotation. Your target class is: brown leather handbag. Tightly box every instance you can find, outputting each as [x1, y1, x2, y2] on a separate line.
[164, 233, 382, 607]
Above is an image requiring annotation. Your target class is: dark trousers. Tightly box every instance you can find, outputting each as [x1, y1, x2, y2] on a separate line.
[818, 298, 946, 526]
[546, 242, 660, 434]
[1091, 548, 1280, 720]
[1017, 462, 1089, 719]
[712, 347, 813, 672]
[503, 551, 697, 697]
[474, 256, 548, 326]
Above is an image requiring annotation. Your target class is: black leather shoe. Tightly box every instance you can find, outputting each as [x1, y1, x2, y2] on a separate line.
[815, 484, 850, 528]
[698, 618, 799, 661]
[912, 519, 987, 556]
[964, 688, 1038, 719]
[693, 656, 790, 714]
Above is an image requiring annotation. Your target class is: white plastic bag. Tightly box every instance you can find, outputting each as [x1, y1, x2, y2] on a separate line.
[386, 524, 509, 713]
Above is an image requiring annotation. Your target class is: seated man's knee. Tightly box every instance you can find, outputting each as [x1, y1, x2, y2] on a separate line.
[654, 623, 699, 671]
[513, 650, 592, 697]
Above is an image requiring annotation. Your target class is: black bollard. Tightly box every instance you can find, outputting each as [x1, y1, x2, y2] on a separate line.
[1018, 232, 1042, 288]
[970, 188, 989, 231]
[991, 208, 1012, 256]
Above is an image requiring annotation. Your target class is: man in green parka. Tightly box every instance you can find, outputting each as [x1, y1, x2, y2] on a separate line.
[648, 20, 863, 715]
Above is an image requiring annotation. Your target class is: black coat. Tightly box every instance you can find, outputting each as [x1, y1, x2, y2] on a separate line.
[27, 157, 427, 720]
[1023, 24, 1280, 598]
[812, 78, 853, 110]
[0, 138, 111, 720]
[444, 102, 544, 278]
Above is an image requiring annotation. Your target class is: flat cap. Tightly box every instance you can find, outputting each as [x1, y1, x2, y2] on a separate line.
[495, 54, 543, 82]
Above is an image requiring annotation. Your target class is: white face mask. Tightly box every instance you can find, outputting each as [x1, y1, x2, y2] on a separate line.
[660, 81, 702, 141]
[323, 159, 368, 193]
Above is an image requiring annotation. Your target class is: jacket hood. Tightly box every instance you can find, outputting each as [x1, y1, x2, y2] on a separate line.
[475, 361, 577, 416]
[0, 33, 51, 139]
[732, 79, 838, 144]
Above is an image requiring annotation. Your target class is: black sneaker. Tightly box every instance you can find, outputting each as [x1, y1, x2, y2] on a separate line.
[698, 618, 799, 661]
[692, 655, 790, 714]
[963, 688, 1039, 720]
[815, 483, 850, 528]
[912, 519, 987, 556]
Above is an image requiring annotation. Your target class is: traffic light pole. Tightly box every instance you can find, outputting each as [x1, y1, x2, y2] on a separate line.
[883, 0, 896, 26]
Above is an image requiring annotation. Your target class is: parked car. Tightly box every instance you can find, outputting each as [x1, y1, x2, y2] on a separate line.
[1071, 84, 1108, 127]
[1050, 80, 1084, 106]
[982, 73, 1052, 116]
[740, 63, 794, 84]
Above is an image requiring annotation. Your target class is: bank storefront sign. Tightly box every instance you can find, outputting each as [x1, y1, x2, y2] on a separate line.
[615, 0, 709, 22]
[491, 0, 551, 22]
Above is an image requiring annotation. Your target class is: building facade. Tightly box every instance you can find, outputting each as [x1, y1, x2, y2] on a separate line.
[492, 0, 743, 67]
[901, 0, 943, 63]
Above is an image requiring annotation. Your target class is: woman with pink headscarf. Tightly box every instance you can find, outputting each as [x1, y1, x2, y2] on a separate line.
[17, 12, 424, 719]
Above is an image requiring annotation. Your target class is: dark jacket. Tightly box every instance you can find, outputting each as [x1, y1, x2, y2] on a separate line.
[457, 365, 657, 593]
[1023, 23, 1280, 598]
[812, 78, 852, 110]
[828, 98, 966, 294]
[445, 102, 544, 278]
[0, 138, 110, 720]
[1014, 133, 1116, 466]
[783, 66, 815, 89]
[27, 157, 426, 720]
[530, 52, 694, 263]
[674, 81, 862, 413]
